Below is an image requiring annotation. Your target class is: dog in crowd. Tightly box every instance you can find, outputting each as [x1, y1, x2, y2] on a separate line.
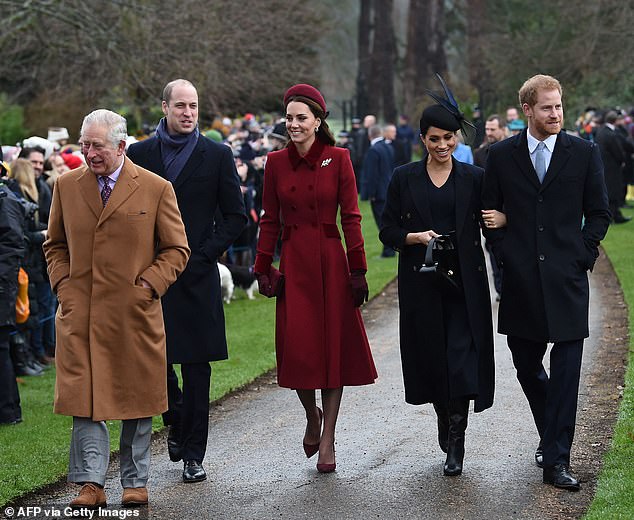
[218, 263, 258, 303]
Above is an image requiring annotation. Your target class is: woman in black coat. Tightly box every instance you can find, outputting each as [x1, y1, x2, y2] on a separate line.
[380, 102, 504, 477]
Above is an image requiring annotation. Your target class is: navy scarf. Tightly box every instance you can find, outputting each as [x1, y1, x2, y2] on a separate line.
[155, 117, 199, 182]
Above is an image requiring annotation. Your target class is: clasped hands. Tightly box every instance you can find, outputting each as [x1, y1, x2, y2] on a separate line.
[255, 267, 285, 298]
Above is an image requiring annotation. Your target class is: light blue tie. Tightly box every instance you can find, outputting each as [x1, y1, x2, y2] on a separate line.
[535, 142, 546, 183]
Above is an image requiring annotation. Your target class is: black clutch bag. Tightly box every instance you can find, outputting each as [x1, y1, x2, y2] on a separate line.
[418, 234, 461, 291]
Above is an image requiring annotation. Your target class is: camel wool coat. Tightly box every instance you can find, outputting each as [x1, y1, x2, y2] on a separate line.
[44, 158, 190, 421]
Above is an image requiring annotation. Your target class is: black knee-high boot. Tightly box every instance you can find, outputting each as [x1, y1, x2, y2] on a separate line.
[432, 402, 449, 453]
[443, 399, 469, 476]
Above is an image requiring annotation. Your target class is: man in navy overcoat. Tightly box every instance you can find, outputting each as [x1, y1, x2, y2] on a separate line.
[127, 79, 246, 483]
[482, 74, 609, 491]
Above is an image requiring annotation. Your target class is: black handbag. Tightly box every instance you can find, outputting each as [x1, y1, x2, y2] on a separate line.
[418, 234, 461, 291]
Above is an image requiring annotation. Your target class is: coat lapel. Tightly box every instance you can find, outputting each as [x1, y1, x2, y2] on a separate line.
[511, 130, 541, 190]
[140, 137, 165, 178]
[407, 161, 433, 226]
[173, 137, 205, 189]
[541, 132, 571, 190]
[98, 158, 139, 224]
[453, 161, 472, 240]
[76, 166, 104, 220]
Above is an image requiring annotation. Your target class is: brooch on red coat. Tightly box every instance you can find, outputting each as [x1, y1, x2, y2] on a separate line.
[321, 158, 332, 167]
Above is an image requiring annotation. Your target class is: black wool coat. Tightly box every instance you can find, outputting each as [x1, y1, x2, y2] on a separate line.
[128, 135, 246, 363]
[482, 130, 610, 342]
[594, 125, 625, 203]
[379, 159, 494, 412]
[0, 184, 25, 326]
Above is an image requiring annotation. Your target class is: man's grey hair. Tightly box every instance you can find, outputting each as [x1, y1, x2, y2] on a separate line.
[80, 109, 128, 146]
[368, 124, 383, 139]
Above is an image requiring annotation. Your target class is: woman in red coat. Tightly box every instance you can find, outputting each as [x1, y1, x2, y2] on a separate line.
[254, 84, 377, 473]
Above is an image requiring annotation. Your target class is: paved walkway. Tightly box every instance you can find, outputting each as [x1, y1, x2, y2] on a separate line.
[17, 253, 622, 519]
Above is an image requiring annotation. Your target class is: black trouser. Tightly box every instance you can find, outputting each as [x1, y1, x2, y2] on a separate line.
[507, 336, 583, 467]
[163, 362, 212, 463]
[0, 326, 21, 423]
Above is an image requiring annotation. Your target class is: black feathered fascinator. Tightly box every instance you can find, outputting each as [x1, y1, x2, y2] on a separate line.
[424, 73, 477, 146]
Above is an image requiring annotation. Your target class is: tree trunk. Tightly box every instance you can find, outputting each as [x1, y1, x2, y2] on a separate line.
[356, 0, 373, 118]
[377, 0, 397, 123]
[403, 0, 447, 123]
[467, 0, 495, 113]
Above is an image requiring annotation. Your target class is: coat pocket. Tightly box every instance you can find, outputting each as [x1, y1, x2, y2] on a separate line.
[322, 223, 341, 239]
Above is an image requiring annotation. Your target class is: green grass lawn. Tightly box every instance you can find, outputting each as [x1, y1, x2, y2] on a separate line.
[0, 199, 397, 506]
[584, 204, 634, 519]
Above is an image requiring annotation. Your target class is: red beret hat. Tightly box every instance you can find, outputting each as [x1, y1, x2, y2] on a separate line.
[283, 83, 327, 113]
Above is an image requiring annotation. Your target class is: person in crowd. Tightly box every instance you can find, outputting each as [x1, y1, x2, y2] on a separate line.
[595, 110, 630, 223]
[18, 147, 51, 223]
[396, 114, 416, 163]
[451, 131, 474, 164]
[471, 105, 485, 149]
[268, 121, 288, 151]
[379, 80, 502, 477]
[474, 115, 507, 168]
[482, 74, 610, 491]
[17, 146, 55, 360]
[0, 176, 26, 425]
[349, 117, 364, 187]
[614, 111, 634, 208]
[507, 118, 526, 135]
[506, 106, 520, 125]
[353, 114, 376, 186]
[7, 159, 50, 370]
[360, 124, 395, 257]
[44, 109, 190, 508]
[44, 109, 190, 507]
[383, 123, 408, 167]
[45, 152, 71, 189]
[254, 84, 377, 474]
[127, 79, 246, 484]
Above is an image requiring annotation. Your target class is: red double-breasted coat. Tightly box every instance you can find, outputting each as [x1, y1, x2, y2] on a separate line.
[255, 139, 377, 389]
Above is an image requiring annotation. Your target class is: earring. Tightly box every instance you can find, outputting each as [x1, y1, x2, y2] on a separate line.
[315, 127, 319, 133]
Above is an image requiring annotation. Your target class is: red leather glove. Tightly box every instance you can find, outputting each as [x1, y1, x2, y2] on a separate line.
[256, 267, 285, 298]
[350, 271, 368, 307]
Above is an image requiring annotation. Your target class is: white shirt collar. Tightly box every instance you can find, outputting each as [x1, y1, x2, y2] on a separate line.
[527, 131, 557, 153]
[370, 137, 384, 146]
[101, 157, 125, 183]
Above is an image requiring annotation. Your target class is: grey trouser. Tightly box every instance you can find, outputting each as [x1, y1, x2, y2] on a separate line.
[68, 416, 152, 488]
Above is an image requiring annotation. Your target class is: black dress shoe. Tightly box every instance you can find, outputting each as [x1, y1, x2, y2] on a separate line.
[183, 460, 207, 483]
[613, 215, 632, 224]
[543, 464, 580, 491]
[535, 443, 543, 468]
[167, 426, 182, 462]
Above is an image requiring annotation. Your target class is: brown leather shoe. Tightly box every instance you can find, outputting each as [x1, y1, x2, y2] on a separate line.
[122, 487, 149, 507]
[69, 483, 107, 508]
